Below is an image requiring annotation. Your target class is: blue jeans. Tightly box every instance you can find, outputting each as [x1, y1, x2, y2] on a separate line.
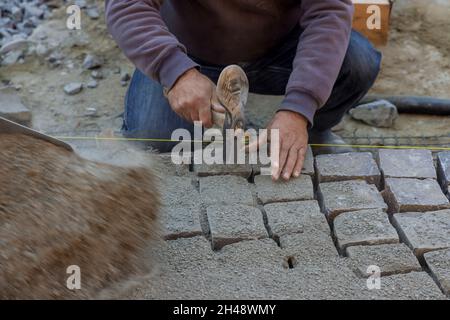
[123, 30, 381, 152]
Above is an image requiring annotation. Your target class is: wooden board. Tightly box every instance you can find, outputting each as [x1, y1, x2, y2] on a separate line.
[352, 0, 392, 47]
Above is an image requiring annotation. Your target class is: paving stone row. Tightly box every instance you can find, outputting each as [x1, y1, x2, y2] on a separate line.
[314, 151, 447, 283]
[193, 145, 315, 178]
[194, 163, 253, 178]
[333, 209, 399, 251]
[318, 180, 387, 219]
[377, 149, 437, 180]
[437, 151, 450, 198]
[424, 249, 450, 296]
[315, 152, 381, 187]
[383, 178, 450, 213]
[392, 209, 450, 256]
[345, 244, 422, 278]
[137, 236, 445, 300]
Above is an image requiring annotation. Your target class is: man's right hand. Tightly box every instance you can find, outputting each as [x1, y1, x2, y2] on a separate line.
[167, 68, 223, 128]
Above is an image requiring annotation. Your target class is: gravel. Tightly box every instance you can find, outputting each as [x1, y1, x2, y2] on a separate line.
[0, 1, 101, 66]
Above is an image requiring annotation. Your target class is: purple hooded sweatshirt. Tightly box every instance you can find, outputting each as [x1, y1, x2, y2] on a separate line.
[105, 0, 354, 125]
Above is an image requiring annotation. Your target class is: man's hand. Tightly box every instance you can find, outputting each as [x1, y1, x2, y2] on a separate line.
[268, 111, 309, 181]
[167, 68, 223, 128]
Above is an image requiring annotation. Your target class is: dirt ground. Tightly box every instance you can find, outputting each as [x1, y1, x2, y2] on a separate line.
[340, 0, 450, 144]
[0, 0, 449, 143]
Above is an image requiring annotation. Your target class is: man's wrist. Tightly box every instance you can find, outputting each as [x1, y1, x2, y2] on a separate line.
[159, 50, 199, 90]
[280, 91, 319, 127]
[276, 110, 309, 127]
[164, 67, 198, 97]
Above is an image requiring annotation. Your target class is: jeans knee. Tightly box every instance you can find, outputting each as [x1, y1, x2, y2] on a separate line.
[343, 30, 382, 93]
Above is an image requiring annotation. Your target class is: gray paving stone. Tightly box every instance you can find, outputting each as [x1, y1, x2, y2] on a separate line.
[207, 204, 267, 250]
[217, 238, 285, 271]
[264, 200, 329, 240]
[383, 178, 450, 213]
[193, 141, 254, 178]
[365, 272, 445, 300]
[377, 149, 437, 179]
[252, 145, 314, 177]
[254, 175, 314, 204]
[424, 249, 450, 296]
[280, 231, 338, 265]
[161, 176, 200, 207]
[334, 209, 399, 250]
[200, 175, 254, 206]
[346, 244, 422, 277]
[315, 152, 381, 186]
[282, 258, 368, 300]
[318, 180, 387, 219]
[206, 239, 301, 299]
[160, 204, 203, 240]
[437, 151, 450, 189]
[392, 210, 450, 256]
[0, 88, 31, 126]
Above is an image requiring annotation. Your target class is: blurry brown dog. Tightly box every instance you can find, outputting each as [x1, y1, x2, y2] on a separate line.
[0, 133, 160, 299]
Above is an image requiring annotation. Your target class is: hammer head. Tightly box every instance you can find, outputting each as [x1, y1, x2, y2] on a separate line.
[214, 65, 249, 131]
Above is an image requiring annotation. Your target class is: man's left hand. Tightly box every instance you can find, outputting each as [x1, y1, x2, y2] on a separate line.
[267, 110, 309, 181]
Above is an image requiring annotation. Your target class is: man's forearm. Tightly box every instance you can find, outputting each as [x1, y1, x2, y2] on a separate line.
[105, 0, 198, 89]
[280, 0, 354, 126]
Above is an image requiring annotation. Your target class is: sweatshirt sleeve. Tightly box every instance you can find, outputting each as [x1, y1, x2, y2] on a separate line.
[279, 0, 354, 126]
[105, 0, 199, 89]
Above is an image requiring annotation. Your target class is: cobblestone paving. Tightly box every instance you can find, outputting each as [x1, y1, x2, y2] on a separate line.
[126, 148, 450, 299]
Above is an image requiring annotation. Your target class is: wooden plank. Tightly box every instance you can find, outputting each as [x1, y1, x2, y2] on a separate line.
[352, 0, 391, 47]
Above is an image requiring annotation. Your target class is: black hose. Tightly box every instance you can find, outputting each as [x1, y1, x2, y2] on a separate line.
[358, 95, 450, 115]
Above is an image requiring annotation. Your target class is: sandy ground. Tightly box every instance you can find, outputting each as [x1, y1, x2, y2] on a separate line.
[0, 0, 449, 141]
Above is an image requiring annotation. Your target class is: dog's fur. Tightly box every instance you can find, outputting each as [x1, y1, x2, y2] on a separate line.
[0, 133, 160, 299]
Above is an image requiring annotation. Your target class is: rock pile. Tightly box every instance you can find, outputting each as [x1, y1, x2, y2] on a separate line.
[0, 0, 54, 65]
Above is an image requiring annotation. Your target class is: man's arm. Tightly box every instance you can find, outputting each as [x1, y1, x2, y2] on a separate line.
[105, 0, 219, 127]
[266, 0, 353, 181]
[105, 0, 198, 90]
[280, 0, 354, 125]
